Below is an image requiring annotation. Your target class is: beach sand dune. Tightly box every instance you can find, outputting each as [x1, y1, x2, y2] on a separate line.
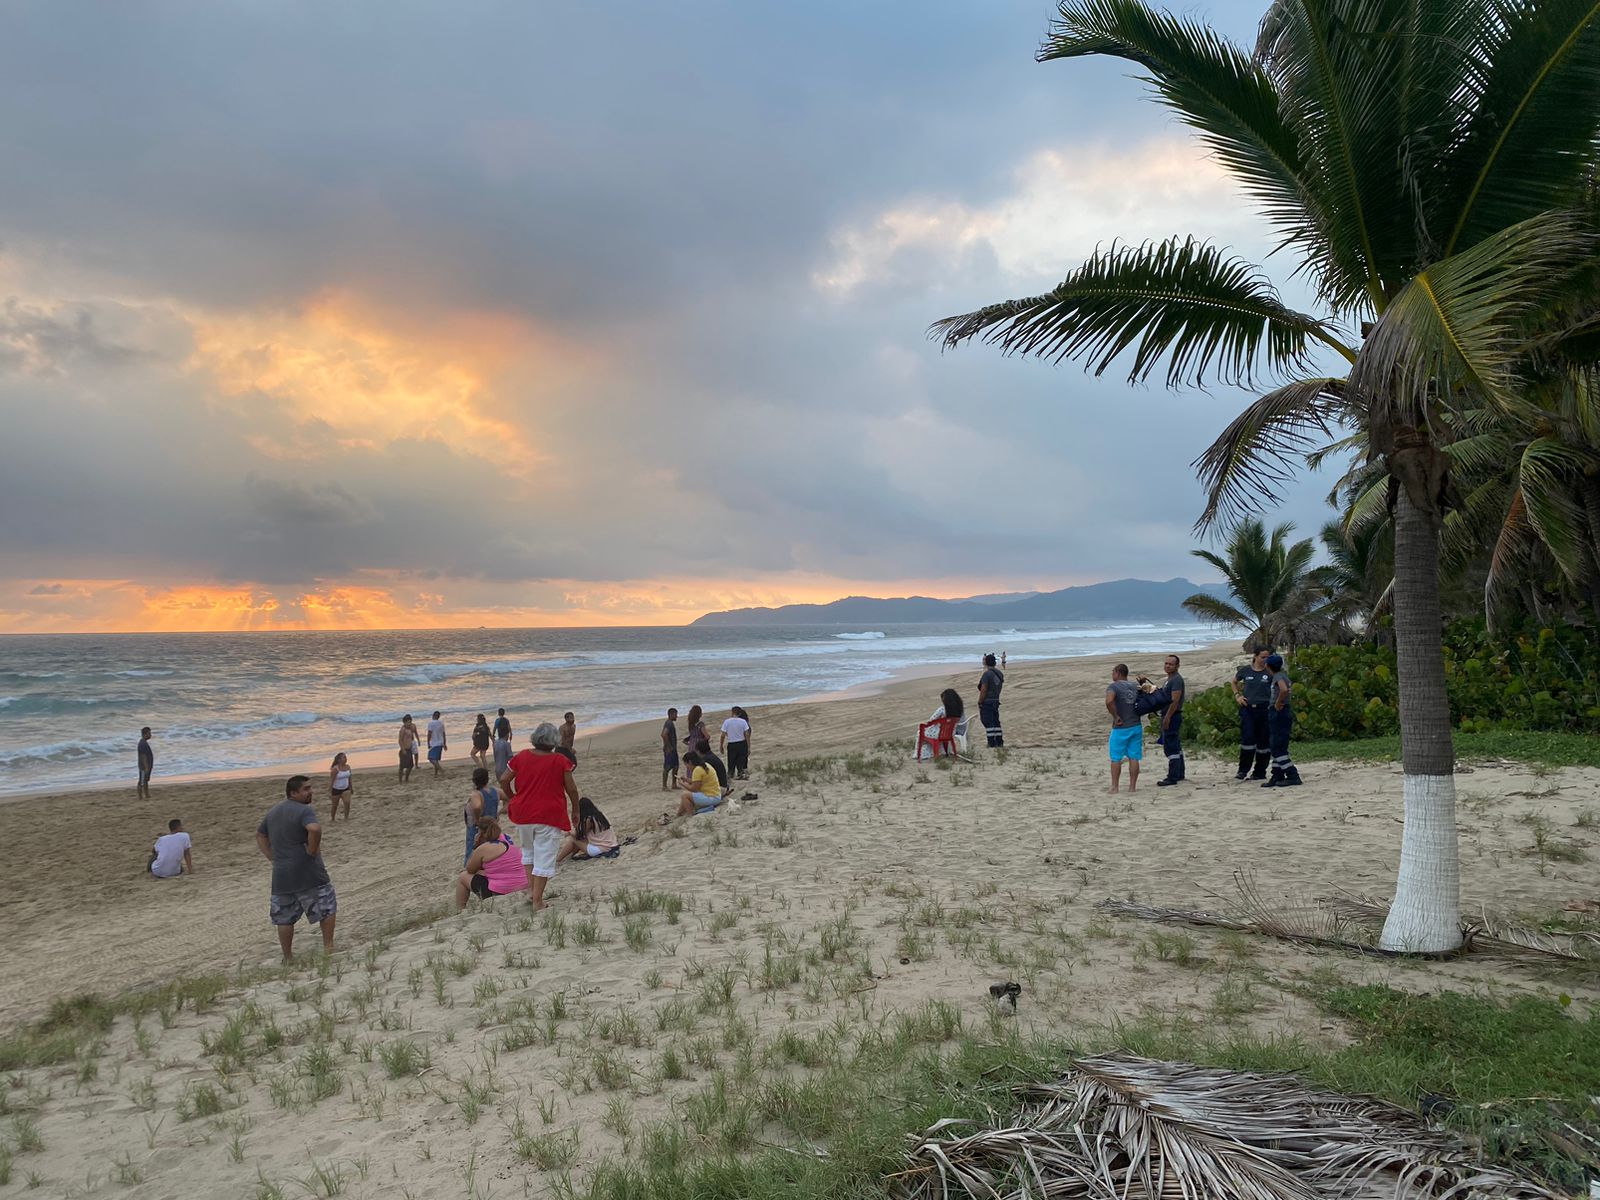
[2, 646, 1595, 1196]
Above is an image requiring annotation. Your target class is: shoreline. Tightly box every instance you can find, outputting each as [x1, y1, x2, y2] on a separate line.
[22, 641, 1234, 805]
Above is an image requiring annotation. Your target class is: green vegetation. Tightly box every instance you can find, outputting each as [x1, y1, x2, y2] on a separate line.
[1290, 730, 1600, 768]
[1183, 621, 1600, 749]
[0, 974, 241, 1070]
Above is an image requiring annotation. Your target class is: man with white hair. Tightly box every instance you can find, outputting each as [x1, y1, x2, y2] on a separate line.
[499, 722, 581, 910]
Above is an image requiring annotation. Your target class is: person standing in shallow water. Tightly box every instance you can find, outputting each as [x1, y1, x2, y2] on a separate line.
[977, 654, 1005, 748]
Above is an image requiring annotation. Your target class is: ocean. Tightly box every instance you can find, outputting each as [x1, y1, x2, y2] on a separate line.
[0, 621, 1215, 796]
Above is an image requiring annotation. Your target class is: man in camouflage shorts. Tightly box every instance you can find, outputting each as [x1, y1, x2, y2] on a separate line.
[256, 774, 337, 961]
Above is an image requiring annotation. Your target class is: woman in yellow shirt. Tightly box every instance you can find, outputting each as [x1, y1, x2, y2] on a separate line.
[675, 751, 725, 817]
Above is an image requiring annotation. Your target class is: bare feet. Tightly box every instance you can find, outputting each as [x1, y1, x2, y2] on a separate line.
[1108, 786, 1120, 794]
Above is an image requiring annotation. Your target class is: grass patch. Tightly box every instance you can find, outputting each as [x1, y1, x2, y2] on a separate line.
[1293, 730, 1600, 768]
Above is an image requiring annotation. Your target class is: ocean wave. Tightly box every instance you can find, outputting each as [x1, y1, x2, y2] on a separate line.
[109, 668, 176, 678]
[834, 631, 886, 640]
[351, 656, 591, 687]
[0, 740, 104, 769]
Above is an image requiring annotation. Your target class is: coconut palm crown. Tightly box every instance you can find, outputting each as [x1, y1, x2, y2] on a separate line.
[934, 0, 1600, 951]
[1182, 518, 1318, 648]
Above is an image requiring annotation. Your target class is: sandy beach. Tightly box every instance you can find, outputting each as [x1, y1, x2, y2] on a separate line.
[2, 643, 1596, 1196]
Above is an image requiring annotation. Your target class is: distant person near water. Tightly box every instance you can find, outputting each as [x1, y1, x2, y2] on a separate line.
[427, 711, 447, 775]
[1232, 649, 1274, 781]
[1105, 664, 1142, 793]
[661, 708, 680, 791]
[328, 752, 353, 820]
[148, 818, 192, 878]
[492, 708, 513, 778]
[1263, 654, 1301, 788]
[256, 774, 336, 961]
[471, 714, 492, 770]
[978, 654, 1004, 748]
[560, 712, 577, 762]
[1155, 654, 1186, 787]
[464, 766, 501, 863]
[398, 716, 419, 782]
[1001, 651, 1007, 671]
[499, 722, 581, 911]
[137, 727, 154, 795]
[720, 707, 752, 780]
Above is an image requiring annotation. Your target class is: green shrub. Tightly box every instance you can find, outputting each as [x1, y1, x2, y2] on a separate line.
[1183, 619, 1600, 748]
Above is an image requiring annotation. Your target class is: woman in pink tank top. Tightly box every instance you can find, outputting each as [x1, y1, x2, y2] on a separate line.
[455, 816, 529, 909]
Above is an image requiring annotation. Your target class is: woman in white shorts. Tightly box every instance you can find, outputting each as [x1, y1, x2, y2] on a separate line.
[557, 797, 620, 862]
[498, 721, 580, 910]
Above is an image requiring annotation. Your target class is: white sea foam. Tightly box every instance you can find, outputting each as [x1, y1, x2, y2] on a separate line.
[834, 631, 886, 640]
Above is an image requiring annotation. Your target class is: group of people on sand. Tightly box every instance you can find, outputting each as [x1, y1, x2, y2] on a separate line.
[659, 704, 753, 816]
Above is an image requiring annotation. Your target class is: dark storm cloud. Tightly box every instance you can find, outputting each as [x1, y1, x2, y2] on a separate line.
[0, 0, 1335, 613]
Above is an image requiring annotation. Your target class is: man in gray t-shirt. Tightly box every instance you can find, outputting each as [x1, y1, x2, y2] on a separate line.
[256, 775, 337, 961]
[1105, 664, 1143, 793]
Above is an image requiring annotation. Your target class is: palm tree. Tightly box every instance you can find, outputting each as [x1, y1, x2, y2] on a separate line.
[934, 0, 1600, 951]
[1314, 516, 1392, 642]
[1182, 518, 1319, 648]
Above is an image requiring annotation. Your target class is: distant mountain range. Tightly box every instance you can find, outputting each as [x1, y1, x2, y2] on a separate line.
[690, 578, 1227, 627]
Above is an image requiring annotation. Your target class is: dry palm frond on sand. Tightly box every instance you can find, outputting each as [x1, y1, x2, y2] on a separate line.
[895, 1054, 1560, 1200]
[1097, 872, 1600, 967]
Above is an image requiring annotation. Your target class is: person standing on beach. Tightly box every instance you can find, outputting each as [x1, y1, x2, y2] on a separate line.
[1231, 649, 1274, 781]
[499, 722, 581, 910]
[328, 752, 353, 821]
[148, 818, 192, 877]
[684, 705, 730, 794]
[978, 655, 1005, 748]
[493, 708, 514, 778]
[137, 727, 154, 795]
[560, 712, 577, 763]
[1263, 653, 1302, 788]
[470, 714, 492, 770]
[426, 711, 447, 776]
[720, 707, 751, 780]
[1155, 655, 1186, 788]
[1105, 664, 1141, 793]
[661, 708, 679, 791]
[398, 716, 419, 782]
[1001, 651, 1007, 671]
[256, 774, 336, 961]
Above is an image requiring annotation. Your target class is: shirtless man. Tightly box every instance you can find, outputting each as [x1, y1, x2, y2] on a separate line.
[559, 712, 577, 763]
[398, 715, 419, 782]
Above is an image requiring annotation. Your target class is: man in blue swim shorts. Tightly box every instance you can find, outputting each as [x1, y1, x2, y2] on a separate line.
[1104, 663, 1143, 793]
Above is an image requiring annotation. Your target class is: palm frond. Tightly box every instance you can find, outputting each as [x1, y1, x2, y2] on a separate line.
[1517, 436, 1595, 582]
[1180, 592, 1250, 629]
[1352, 211, 1594, 426]
[931, 238, 1349, 389]
[1442, 0, 1600, 257]
[1192, 377, 1348, 530]
[900, 1053, 1563, 1200]
[1041, 0, 1323, 262]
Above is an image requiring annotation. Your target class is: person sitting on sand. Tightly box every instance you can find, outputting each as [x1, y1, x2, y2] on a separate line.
[328, 752, 353, 822]
[455, 816, 528, 908]
[499, 722, 581, 910]
[684, 705, 730, 795]
[463, 767, 501, 863]
[558, 797, 620, 862]
[470, 714, 492, 770]
[676, 750, 724, 816]
[148, 818, 193, 878]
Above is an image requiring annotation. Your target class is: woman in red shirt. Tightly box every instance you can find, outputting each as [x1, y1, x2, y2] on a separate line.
[497, 721, 580, 910]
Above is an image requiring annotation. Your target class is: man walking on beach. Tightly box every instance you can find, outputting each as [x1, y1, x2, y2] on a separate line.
[1106, 664, 1141, 793]
[1155, 654, 1186, 787]
[137, 727, 154, 795]
[1232, 649, 1274, 781]
[398, 716, 419, 782]
[256, 774, 336, 961]
[493, 708, 513, 778]
[661, 708, 679, 791]
[426, 711, 447, 776]
[560, 712, 577, 762]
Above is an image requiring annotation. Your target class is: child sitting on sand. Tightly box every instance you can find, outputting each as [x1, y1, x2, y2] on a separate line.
[455, 816, 528, 908]
[558, 797, 619, 862]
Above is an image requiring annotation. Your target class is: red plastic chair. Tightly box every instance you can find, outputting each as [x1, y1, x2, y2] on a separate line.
[916, 716, 959, 760]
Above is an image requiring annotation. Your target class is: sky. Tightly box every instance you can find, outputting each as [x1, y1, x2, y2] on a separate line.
[0, 0, 1349, 633]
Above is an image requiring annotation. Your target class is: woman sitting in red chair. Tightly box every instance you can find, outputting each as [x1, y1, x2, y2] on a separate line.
[917, 688, 965, 759]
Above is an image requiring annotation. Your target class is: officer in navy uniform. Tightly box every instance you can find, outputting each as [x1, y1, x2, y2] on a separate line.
[1230, 648, 1274, 781]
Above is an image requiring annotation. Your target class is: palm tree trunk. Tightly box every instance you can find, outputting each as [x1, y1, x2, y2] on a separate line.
[1378, 447, 1462, 953]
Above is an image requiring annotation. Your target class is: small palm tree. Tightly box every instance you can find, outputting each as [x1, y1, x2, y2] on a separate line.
[1314, 517, 1393, 642]
[1182, 519, 1318, 648]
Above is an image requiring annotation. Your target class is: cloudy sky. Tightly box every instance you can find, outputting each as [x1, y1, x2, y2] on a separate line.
[0, 0, 1346, 632]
